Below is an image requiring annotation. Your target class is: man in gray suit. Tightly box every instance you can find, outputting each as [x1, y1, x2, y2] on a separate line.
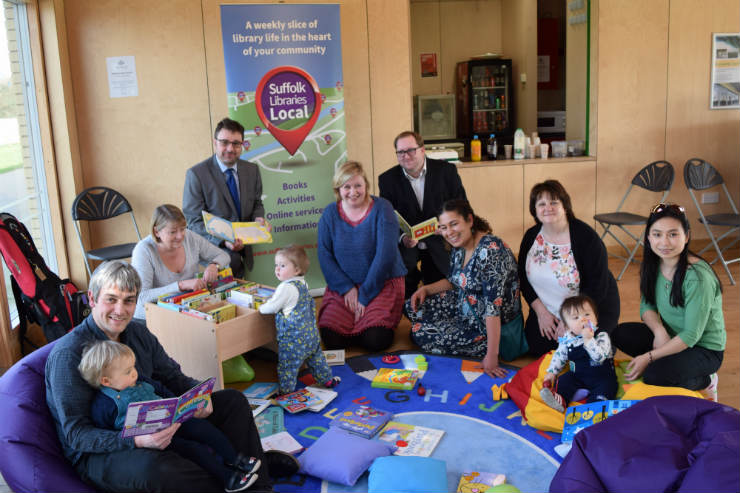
[183, 118, 267, 278]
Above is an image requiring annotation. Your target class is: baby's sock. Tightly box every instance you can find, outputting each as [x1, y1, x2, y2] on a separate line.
[540, 387, 565, 413]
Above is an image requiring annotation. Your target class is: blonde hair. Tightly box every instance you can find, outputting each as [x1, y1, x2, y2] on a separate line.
[78, 340, 135, 389]
[151, 204, 187, 242]
[276, 244, 309, 275]
[332, 161, 369, 201]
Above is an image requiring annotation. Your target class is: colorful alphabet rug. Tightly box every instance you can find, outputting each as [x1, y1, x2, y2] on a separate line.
[271, 352, 562, 493]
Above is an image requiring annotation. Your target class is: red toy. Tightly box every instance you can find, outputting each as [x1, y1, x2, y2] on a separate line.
[417, 384, 426, 396]
[381, 355, 400, 364]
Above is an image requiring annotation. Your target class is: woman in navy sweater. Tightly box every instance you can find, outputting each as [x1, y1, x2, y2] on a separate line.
[317, 161, 407, 351]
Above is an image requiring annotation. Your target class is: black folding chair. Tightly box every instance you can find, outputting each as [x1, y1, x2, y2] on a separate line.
[683, 158, 739, 285]
[71, 186, 142, 277]
[594, 160, 675, 280]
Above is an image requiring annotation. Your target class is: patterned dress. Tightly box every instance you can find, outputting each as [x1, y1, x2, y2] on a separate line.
[406, 234, 522, 358]
[276, 279, 333, 394]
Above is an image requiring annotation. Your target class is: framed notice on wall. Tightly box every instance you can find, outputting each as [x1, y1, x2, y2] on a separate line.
[420, 53, 438, 77]
[710, 33, 740, 109]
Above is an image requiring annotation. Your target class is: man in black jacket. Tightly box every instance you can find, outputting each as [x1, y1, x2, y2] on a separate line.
[379, 131, 467, 299]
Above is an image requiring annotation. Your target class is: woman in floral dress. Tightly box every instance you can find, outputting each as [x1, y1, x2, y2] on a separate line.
[406, 200, 522, 378]
[518, 180, 620, 357]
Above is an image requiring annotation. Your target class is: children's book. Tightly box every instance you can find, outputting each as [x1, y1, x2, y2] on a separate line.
[456, 471, 506, 492]
[202, 211, 272, 245]
[255, 406, 285, 438]
[377, 421, 445, 457]
[394, 211, 438, 241]
[249, 398, 271, 417]
[330, 404, 392, 438]
[243, 382, 279, 399]
[121, 378, 216, 438]
[561, 400, 639, 443]
[371, 368, 419, 390]
[260, 430, 304, 455]
[323, 349, 345, 366]
[304, 386, 338, 412]
[272, 388, 322, 413]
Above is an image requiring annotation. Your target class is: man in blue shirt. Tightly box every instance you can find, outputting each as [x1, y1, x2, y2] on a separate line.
[45, 260, 297, 492]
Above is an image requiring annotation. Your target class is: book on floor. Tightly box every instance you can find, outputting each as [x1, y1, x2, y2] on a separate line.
[260, 430, 304, 455]
[561, 399, 639, 443]
[456, 471, 506, 492]
[323, 349, 345, 366]
[121, 377, 216, 438]
[330, 403, 393, 438]
[371, 368, 419, 390]
[249, 398, 271, 417]
[202, 211, 272, 245]
[243, 382, 279, 399]
[394, 211, 438, 241]
[377, 421, 445, 457]
[304, 386, 338, 412]
[272, 388, 323, 413]
[255, 406, 285, 438]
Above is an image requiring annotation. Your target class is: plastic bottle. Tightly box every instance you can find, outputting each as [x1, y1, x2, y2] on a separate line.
[471, 135, 482, 162]
[513, 128, 525, 160]
[487, 134, 497, 160]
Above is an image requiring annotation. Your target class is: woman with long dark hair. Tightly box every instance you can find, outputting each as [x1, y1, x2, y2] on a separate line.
[612, 203, 725, 398]
[405, 199, 524, 378]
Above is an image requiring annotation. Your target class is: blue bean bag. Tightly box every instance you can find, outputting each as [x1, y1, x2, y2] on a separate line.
[550, 395, 740, 493]
[0, 341, 96, 493]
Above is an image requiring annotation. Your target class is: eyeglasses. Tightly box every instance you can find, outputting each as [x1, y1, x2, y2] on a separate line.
[396, 147, 420, 157]
[216, 139, 244, 148]
[651, 203, 686, 215]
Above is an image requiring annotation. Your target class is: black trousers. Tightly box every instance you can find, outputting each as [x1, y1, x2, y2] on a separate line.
[76, 389, 271, 493]
[403, 248, 446, 300]
[523, 311, 559, 357]
[225, 248, 246, 279]
[169, 417, 238, 486]
[611, 322, 723, 390]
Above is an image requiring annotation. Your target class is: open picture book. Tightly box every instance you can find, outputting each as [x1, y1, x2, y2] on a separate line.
[121, 378, 216, 438]
[202, 211, 272, 244]
[394, 211, 438, 241]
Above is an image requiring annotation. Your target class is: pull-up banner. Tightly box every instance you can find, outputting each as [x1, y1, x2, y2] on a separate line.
[220, 4, 344, 290]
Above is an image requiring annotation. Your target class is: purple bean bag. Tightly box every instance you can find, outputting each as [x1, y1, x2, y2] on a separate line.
[0, 341, 96, 493]
[550, 395, 740, 493]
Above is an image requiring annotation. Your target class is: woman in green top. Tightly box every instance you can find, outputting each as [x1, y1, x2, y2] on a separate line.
[612, 203, 725, 397]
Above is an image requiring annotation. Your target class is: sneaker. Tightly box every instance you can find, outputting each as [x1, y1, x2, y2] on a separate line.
[225, 472, 258, 493]
[540, 387, 566, 413]
[700, 373, 719, 402]
[323, 376, 341, 388]
[234, 453, 261, 475]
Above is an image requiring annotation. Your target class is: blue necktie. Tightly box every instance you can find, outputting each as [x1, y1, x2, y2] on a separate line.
[225, 168, 241, 218]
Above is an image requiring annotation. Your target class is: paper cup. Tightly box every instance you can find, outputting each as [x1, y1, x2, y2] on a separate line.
[540, 143, 549, 159]
[527, 145, 537, 159]
[504, 145, 512, 159]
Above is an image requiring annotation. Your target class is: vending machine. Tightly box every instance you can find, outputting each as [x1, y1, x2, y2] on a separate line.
[456, 58, 515, 142]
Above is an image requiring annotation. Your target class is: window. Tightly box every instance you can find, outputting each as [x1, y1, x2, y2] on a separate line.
[1, 0, 57, 324]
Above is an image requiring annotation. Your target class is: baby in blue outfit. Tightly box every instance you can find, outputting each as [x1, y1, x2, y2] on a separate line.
[79, 340, 261, 492]
[258, 245, 340, 395]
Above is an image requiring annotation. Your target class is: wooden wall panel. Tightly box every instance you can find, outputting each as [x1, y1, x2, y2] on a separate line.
[501, 0, 537, 133]
[594, 0, 669, 247]
[367, 0, 414, 184]
[458, 164, 524, 251]
[410, 1, 442, 95]
[64, 0, 212, 269]
[664, 0, 740, 232]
